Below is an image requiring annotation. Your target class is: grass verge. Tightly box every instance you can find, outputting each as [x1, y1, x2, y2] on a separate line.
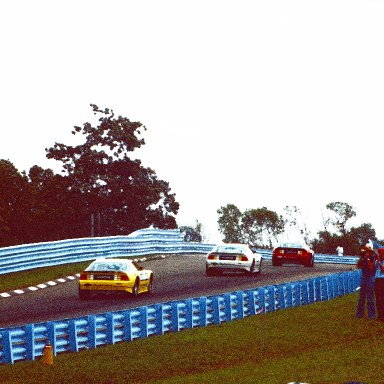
[1, 293, 383, 384]
[0, 262, 89, 293]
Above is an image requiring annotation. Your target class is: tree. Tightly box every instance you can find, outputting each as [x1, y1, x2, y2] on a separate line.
[0, 160, 31, 246]
[28, 165, 90, 241]
[46, 104, 179, 235]
[180, 220, 203, 242]
[217, 204, 243, 243]
[312, 230, 342, 255]
[325, 201, 356, 236]
[345, 223, 376, 255]
[313, 201, 361, 255]
[242, 207, 285, 248]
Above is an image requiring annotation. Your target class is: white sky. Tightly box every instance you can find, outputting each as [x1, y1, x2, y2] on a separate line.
[1, 0, 384, 243]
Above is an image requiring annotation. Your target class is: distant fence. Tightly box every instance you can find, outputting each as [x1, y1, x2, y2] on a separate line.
[0, 269, 361, 365]
[258, 251, 358, 265]
[0, 228, 358, 275]
[0, 228, 215, 275]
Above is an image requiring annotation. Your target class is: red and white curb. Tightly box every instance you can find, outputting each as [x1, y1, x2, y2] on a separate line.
[0, 274, 80, 299]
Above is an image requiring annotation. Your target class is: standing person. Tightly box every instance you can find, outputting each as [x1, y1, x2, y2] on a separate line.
[336, 245, 344, 256]
[356, 245, 377, 319]
[374, 248, 384, 322]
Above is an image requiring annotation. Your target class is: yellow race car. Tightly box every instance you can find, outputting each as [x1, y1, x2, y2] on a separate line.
[78, 258, 154, 300]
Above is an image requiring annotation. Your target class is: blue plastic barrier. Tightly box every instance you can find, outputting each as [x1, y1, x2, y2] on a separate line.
[0, 231, 358, 276]
[0, 269, 361, 365]
[0, 229, 216, 275]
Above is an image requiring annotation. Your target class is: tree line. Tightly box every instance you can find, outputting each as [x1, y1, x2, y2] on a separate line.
[0, 105, 179, 247]
[215, 201, 381, 255]
[0, 105, 380, 255]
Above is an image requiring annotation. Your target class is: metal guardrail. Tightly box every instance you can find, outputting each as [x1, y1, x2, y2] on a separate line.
[0, 229, 216, 275]
[258, 250, 358, 265]
[0, 233, 358, 275]
[0, 269, 361, 365]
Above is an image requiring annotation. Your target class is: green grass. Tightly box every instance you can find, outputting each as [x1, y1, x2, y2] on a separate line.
[1, 293, 383, 384]
[0, 262, 89, 293]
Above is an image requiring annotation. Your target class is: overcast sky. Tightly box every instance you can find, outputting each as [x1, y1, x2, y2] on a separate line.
[1, 0, 384, 243]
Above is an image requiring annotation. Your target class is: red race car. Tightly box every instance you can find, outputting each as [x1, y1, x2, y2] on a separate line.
[272, 242, 314, 267]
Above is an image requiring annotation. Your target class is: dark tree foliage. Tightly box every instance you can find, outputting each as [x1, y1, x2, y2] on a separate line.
[46, 104, 179, 236]
[312, 201, 375, 255]
[325, 201, 356, 236]
[217, 203, 284, 247]
[0, 160, 31, 246]
[217, 204, 243, 243]
[241, 207, 285, 248]
[180, 221, 203, 242]
[0, 105, 179, 247]
[28, 165, 89, 241]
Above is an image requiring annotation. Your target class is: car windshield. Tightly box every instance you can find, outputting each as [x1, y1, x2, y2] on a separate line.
[85, 261, 133, 272]
[215, 245, 245, 253]
[279, 243, 306, 249]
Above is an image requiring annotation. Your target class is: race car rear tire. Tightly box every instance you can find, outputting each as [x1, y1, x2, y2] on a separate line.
[147, 275, 154, 294]
[132, 279, 140, 297]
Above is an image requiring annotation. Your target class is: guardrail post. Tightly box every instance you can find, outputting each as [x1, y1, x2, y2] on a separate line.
[354, 270, 361, 291]
[284, 283, 293, 308]
[223, 293, 233, 321]
[314, 277, 321, 302]
[344, 272, 350, 293]
[171, 302, 180, 332]
[266, 286, 275, 312]
[338, 273, 345, 296]
[139, 307, 148, 338]
[307, 279, 315, 304]
[212, 296, 221, 324]
[349, 271, 358, 293]
[1, 330, 14, 364]
[256, 287, 266, 314]
[320, 277, 329, 301]
[199, 297, 207, 327]
[246, 289, 256, 316]
[155, 304, 165, 335]
[87, 315, 97, 348]
[46, 321, 57, 356]
[328, 275, 336, 299]
[185, 299, 193, 329]
[236, 291, 244, 319]
[106, 312, 116, 344]
[337, 272, 344, 295]
[68, 319, 79, 352]
[122, 311, 133, 341]
[276, 285, 286, 310]
[301, 281, 309, 305]
[292, 283, 300, 307]
[25, 324, 35, 361]
[345, 272, 351, 293]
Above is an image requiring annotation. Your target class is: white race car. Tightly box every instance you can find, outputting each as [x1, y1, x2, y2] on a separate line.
[206, 243, 262, 276]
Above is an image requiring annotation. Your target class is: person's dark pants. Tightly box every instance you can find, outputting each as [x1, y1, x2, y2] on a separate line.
[356, 276, 375, 319]
[374, 278, 384, 321]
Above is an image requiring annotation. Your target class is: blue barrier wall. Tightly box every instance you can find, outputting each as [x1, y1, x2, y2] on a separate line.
[0, 228, 216, 275]
[0, 228, 358, 275]
[0, 269, 361, 365]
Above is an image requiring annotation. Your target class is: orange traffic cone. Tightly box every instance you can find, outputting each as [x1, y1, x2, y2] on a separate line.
[42, 342, 54, 366]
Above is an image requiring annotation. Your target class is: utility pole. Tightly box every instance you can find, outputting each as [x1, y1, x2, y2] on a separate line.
[90, 212, 94, 237]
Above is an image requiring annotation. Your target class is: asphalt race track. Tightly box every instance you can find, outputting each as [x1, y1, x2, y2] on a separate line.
[0, 254, 354, 328]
